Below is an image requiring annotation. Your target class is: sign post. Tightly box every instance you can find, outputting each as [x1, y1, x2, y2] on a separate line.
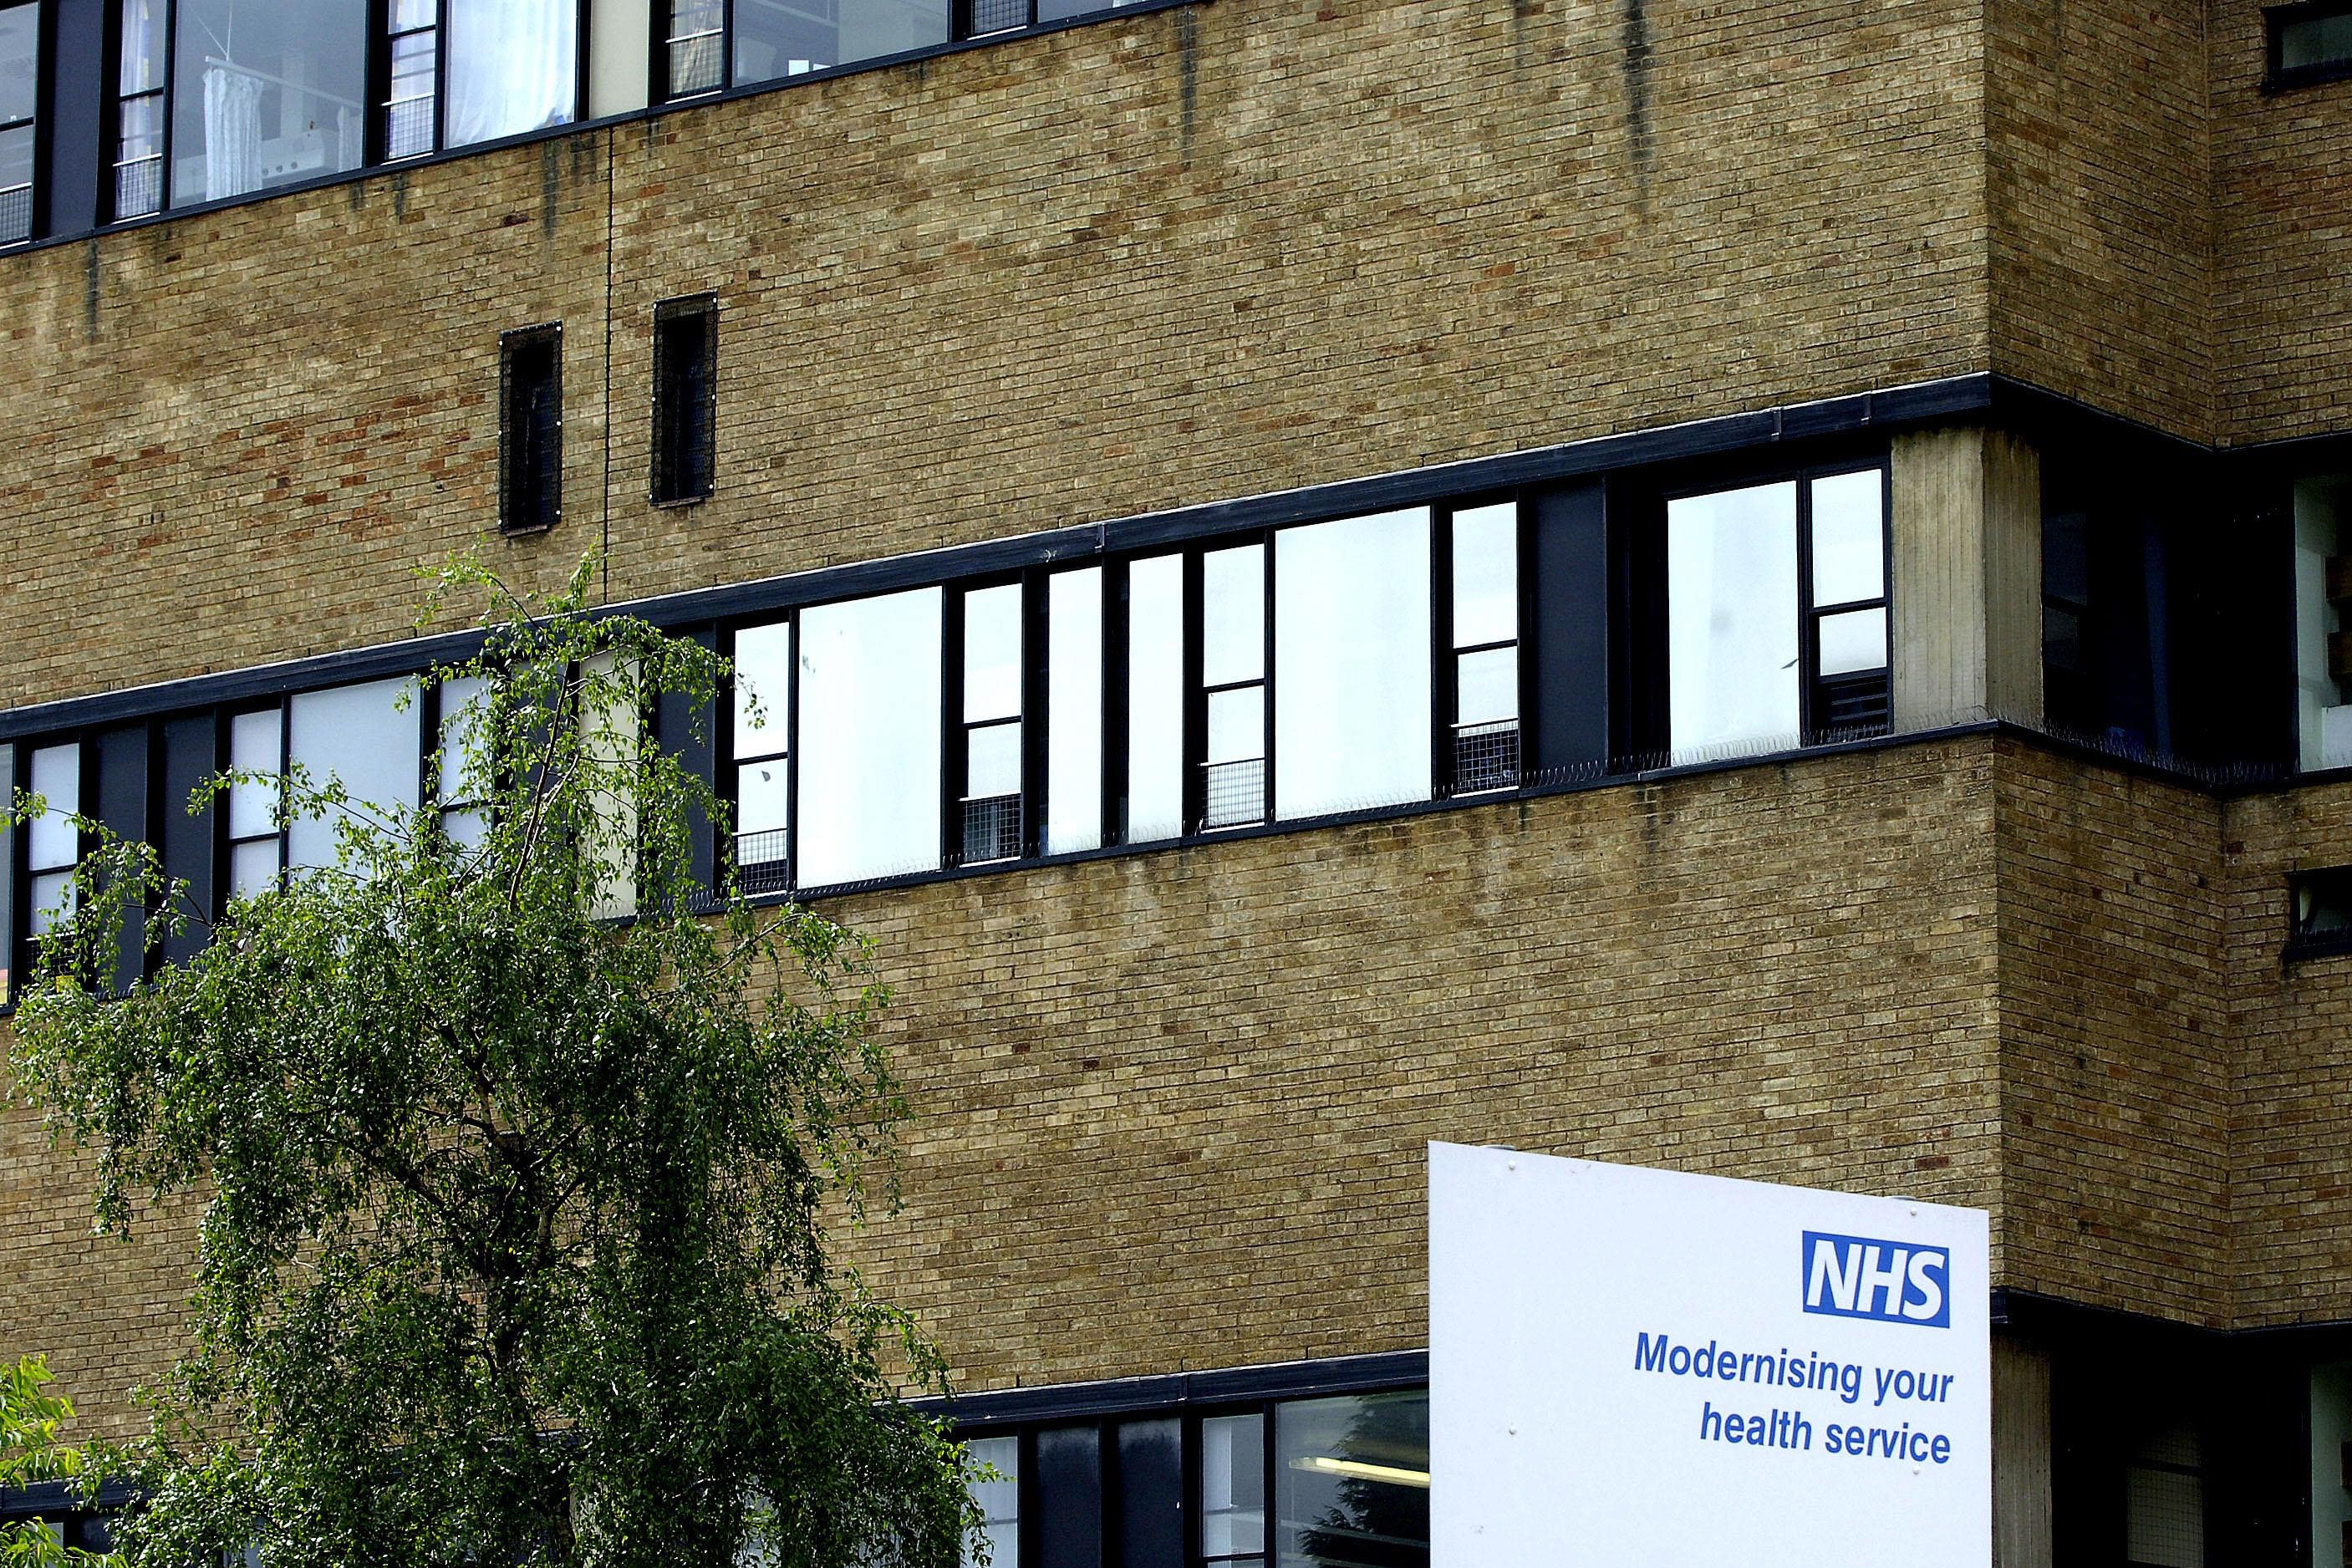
[1429, 1142, 1992, 1566]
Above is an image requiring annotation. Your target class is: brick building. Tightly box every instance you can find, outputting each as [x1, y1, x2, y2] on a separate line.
[2, 0, 2351, 1559]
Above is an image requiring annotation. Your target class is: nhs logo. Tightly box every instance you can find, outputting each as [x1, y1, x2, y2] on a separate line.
[1801, 1230, 1951, 1327]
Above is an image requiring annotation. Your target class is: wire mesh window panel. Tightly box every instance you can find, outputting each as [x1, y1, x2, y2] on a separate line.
[1203, 756, 1265, 829]
[969, 0, 1030, 33]
[668, 0, 725, 94]
[1453, 720, 1520, 794]
[734, 827, 792, 893]
[961, 793, 1021, 865]
[0, 176, 27, 244]
[0, 3, 33, 246]
[384, 21, 438, 158]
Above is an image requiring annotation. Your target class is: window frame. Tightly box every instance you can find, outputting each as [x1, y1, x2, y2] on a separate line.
[720, 613, 797, 894]
[0, 0, 44, 246]
[649, 292, 719, 507]
[498, 321, 564, 536]
[1648, 456, 1894, 757]
[371, 0, 449, 160]
[220, 700, 289, 906]
[943, 572, 1040, 868]
[2266, 0, 2352, 90]
[105, 0, 171, 221]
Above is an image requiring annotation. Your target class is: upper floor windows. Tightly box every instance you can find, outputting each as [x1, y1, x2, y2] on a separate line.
[0, 3, 36, 245]
[658, 0, 950, 100]
[2268, 0, 2352, 89]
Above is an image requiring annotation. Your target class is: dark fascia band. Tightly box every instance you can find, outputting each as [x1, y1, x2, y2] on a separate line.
[910, 1349, 1431, 1428]
[0, 370, 1992, 743]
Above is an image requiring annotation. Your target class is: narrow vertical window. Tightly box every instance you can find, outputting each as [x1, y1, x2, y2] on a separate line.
[1272, 509, 1432, 821]
[664, 0, 723, 95]
[26, 742, 79, 935]
[383, 0, 440, 158]
[1448, 502, 1520, 793]
[1046, 567, 1102, 855]
[959, 583, 1024, 865]
[730, 619, 792, 889]
[444, 0, 575, 147]
[1200, 542, 1266, 829]
[500, 323, 563, 535]
[963, 1434, 1019, 1568]
[1200, 1413, 1267, 1567]
[2123, 1423, 2204, 1568]
[1124, 554, 1184, 844]
[436, 675, 490, 849]
[226, 707, 283, 900]
[1805, 469, 1891, 740]
[2294, 476, 2352, 771]
[0, 3, 38, 246]
[114, 0, 169, 219]
[651, 295, 718, 505]
[0, 746, 13, 998]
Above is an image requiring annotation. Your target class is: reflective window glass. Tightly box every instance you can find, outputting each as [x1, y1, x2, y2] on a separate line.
[1207, 686, 1263, 766]
[963, 1434, 1019, 1568]
[1202, 1413, 1267, 1565]
[288, 678, 422, 870]
[28, 744, 79, 870]
[1274, 509, 1433, 821]
[796, 587, 942, 887]
[0, 5, 33, 243]
[1809, 470, 1885, 607]
[170, 0, 367, 208]
[445, 0, 575, 147]
[733, 621, 792, 759]
[229, 708, 283, 838]
[1126, 555, 1184, 844]
[1203, 544, 1265, 688]
[1275, 1391, 1429, 1568]
[2282, 7, 2352, 69]
[1818, 606, 1888, 677]
[1667, 481, 1800, 761]
[0, 747, 11, 994]
[733, 0, 949, 86]
[1451, 503, 1517, 646]
[120, 0, 165, 94]
[1456, 646, 1517, 727]
[436, 675, 489, 807]
[1046, 568, 1102, 855]
[965, 584, 1022, 724]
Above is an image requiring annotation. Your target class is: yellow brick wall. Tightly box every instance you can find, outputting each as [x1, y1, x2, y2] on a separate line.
[0, 0, 1993, 711]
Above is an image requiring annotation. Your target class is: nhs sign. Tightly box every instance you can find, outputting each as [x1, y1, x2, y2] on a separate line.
[1800, 1230, 1951, 1327]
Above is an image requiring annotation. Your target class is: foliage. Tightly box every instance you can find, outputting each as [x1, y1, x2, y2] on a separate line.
[8, 557, 980, 1568]
[0, 1356, 117, 1568]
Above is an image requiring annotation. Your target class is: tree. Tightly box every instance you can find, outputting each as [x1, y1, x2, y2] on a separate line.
[8, 559, 980, 1568]
[0, 1357, 117, 1568]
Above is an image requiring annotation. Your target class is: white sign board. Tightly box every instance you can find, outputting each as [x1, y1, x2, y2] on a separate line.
[1429, 1143, 1991, 1567]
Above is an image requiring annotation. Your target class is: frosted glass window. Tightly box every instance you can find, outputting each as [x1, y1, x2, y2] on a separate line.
[436, 676, 488, 807]
[797, 588, 942, 887]
[1208, 686, 1264, 766]
[169, 0, 367, 209]
[1201, 1413, 1265, 1565]
[1668, 481, 1800, 761]
[1457, 646, 1518, 726]
[1810, 471, 1886, 607]
[445, 0, 576, 148]
[28, 743, 79, 936]
[1126, 555, 1184, 844]
[1452, 503, 1517, 645]
[959, 584, 1023, 865]
[228, 709, 285, 897]
[963, 1435, 1018, 1568]
[1274, 509, 1433, 820]
[0, 748, 10, 994]
[733, 622, 793, 758]
[965, 585, 1023, 724]
[1818, 608, 1888, 677]
[1046, 568, 1102, 855]
[1203, 545, 1264, 687]
[288, 678, 422, 871]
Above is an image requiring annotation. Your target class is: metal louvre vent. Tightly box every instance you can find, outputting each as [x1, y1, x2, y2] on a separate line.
[1815, 669, 1891, 740]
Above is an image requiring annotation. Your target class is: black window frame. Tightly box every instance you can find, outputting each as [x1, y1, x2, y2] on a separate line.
[219, 699, 289, 909]
[720, 613, 796, 895]
[370, 0, 447, 161]
[650, 292, 719, 507]
[0, 0, 45, 247]
[498, 321, 563, 536]
[2287, 866, 2352, 961]
[943, 572, 1044, 868]
[1432, 493, 1527, 799]
[655, 0, 727, 100]
[2265, 0, 2352, 90]
[104, 0, 170, 221]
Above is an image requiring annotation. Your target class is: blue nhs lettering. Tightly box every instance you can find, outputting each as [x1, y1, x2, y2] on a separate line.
[1800, 1231, 1951, 1327]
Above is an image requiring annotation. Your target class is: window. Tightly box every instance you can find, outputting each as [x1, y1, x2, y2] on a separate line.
[226, 706, 283, 899]
[0, 746, 12, 997]
[114, 0, 168, 217]
[729, 619, 792, 888]
[2289, 867, 2352, 959]
[1200, 542, 1266, 830]
[2269, 0, 2352, 87]
[380, 0, 576, 160]
[0, 3, 37, 245]
[25, 742, 79, 936]
[955, 583, 1025, 866]
[1124, 553, 1184, 845]
[500, 323, 563, 535]
[287, 677, 421, 873]
[2122, 1423, 2203, 1568]
[963, 1434, 1019, 1568]
[1444, 503, 1520, 794]
[2314, 1362, 2352, 1568]
[169, 0, 367, 207]
[796, 587, 942, 887]
[663, 0, 951, 99]
[1201, 1413, 1266, 1566]
[970, 0, 1136, 35]
[651, 295, 718, 505]
[1665, 467, 1888, 764]
[2295, 476, 2352, 771]
[1045, 568, 1102, 856]
[435, 675, 490, 849]
[1273, 509, 1432, 822]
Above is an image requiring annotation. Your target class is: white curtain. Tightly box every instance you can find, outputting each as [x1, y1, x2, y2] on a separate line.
[201, 64, 262, 201]
[446, 0, 576, 148]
